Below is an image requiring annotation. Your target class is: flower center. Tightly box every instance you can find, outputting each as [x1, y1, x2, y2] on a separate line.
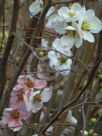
[68, 12, 75, 18]
[17, 90, 24, 101]
[81, 22, 90, 31]
[66, 30, 76, 37]
[57, 55, 67, 64]
[11, 109, 20, 119]
[25, 79, 34, 88]
[34, 94, 41, 102]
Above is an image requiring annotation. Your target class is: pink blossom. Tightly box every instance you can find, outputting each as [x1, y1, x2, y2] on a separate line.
[0, 108, 23, 131]
[18, 75, 47, 91]
[10, 84, 31, 120]
[10, 84, 25, 108]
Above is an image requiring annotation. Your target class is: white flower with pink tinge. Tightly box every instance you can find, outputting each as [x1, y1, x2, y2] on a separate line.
[0, 108, 24, 132]
[17, 75, 47, 91]
[24, 88, 52, 113]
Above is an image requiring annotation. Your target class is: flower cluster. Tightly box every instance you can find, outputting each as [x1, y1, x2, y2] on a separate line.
[0, 75, 52, 131]
[29, 1, 102, 76]
[0, 1, 102, 133]
[46, 3, 102, 46]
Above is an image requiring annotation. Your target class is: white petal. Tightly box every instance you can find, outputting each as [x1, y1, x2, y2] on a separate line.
[61, 36, 74, 49]
[62, 36, 74, 49]
[71, 3, 82, 11]
[75, 33, 82, 48]
[85, 9, 95, 18]
[58, 6, 69, 18]
[41, 38, 48, 48]
[41, 88, 52, 102]
[54, 24, 66, 34]
[88, 17, 102, 33]
[29, 0, 41, 16]
[45, 21, 53, 29]
[46, 6, 55, 17]
[57, 59, 72, 76]
[78, 7, 86, 25]
[45, 14, 59, 29]
[32, 102, 43, 113]
[52, 37, 72, 56]
[67, 111, 77, 126]
[48, 51, 57, 59]
[83, 31, 94, 43]
[65, 26, 75, 31]
[48, 51, 60, 67]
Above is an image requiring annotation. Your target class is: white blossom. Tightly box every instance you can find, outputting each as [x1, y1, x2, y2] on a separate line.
[46, 14, 67, 34]
[77, 7, 102, 42]
[24, 88, 52, 113]
[58, 3, 82, 22]
[52, 36, 72, 56]
[67, 110, 77, 126]
[48, 51, 72, 76]
[65, 23, 83, 48]
[29, 0, 43, 16]
[41, 38, 48, 49]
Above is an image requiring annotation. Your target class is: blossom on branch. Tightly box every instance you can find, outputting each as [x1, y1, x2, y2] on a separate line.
[0, 108, 24, 131]
[48, 51, 72, 76]
[24, 88, 52, 113]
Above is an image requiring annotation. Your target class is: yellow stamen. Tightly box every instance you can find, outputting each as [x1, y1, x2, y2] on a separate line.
[66, 30, 76, 37]
[25, 79, 34, 88]
[57, 55, 67, 64]
[68, 12, 75, 18]
[34, 94, 41, 102]
[81, 22, 90, 31]
[11, 110, 20, 119]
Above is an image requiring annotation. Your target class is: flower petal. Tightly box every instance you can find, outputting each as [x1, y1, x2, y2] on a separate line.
[83, 31, 94, 43]
[46, 6, 55, 17]
[29, 0, 41, 16]
[32, 102, 43, 113]
[88, 17, 102, 33]
[34, 79, 47, 89]
[41, 88, 52, 102]
[75, 33, 82, 48]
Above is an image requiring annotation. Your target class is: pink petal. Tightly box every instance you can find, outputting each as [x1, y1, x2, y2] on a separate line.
[19, 103, 31, 120]
[23, 94, 32, 111]
[10, 97, 20, 108]
[9, 120, 23, 132]
[34, 79, 47, 89]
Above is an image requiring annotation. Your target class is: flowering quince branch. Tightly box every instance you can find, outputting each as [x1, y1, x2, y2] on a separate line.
[41, 55, 102, 135]
[0, 0, 102, 135]
[41, 8, 102, 132]
[0, 0, 52, 118]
